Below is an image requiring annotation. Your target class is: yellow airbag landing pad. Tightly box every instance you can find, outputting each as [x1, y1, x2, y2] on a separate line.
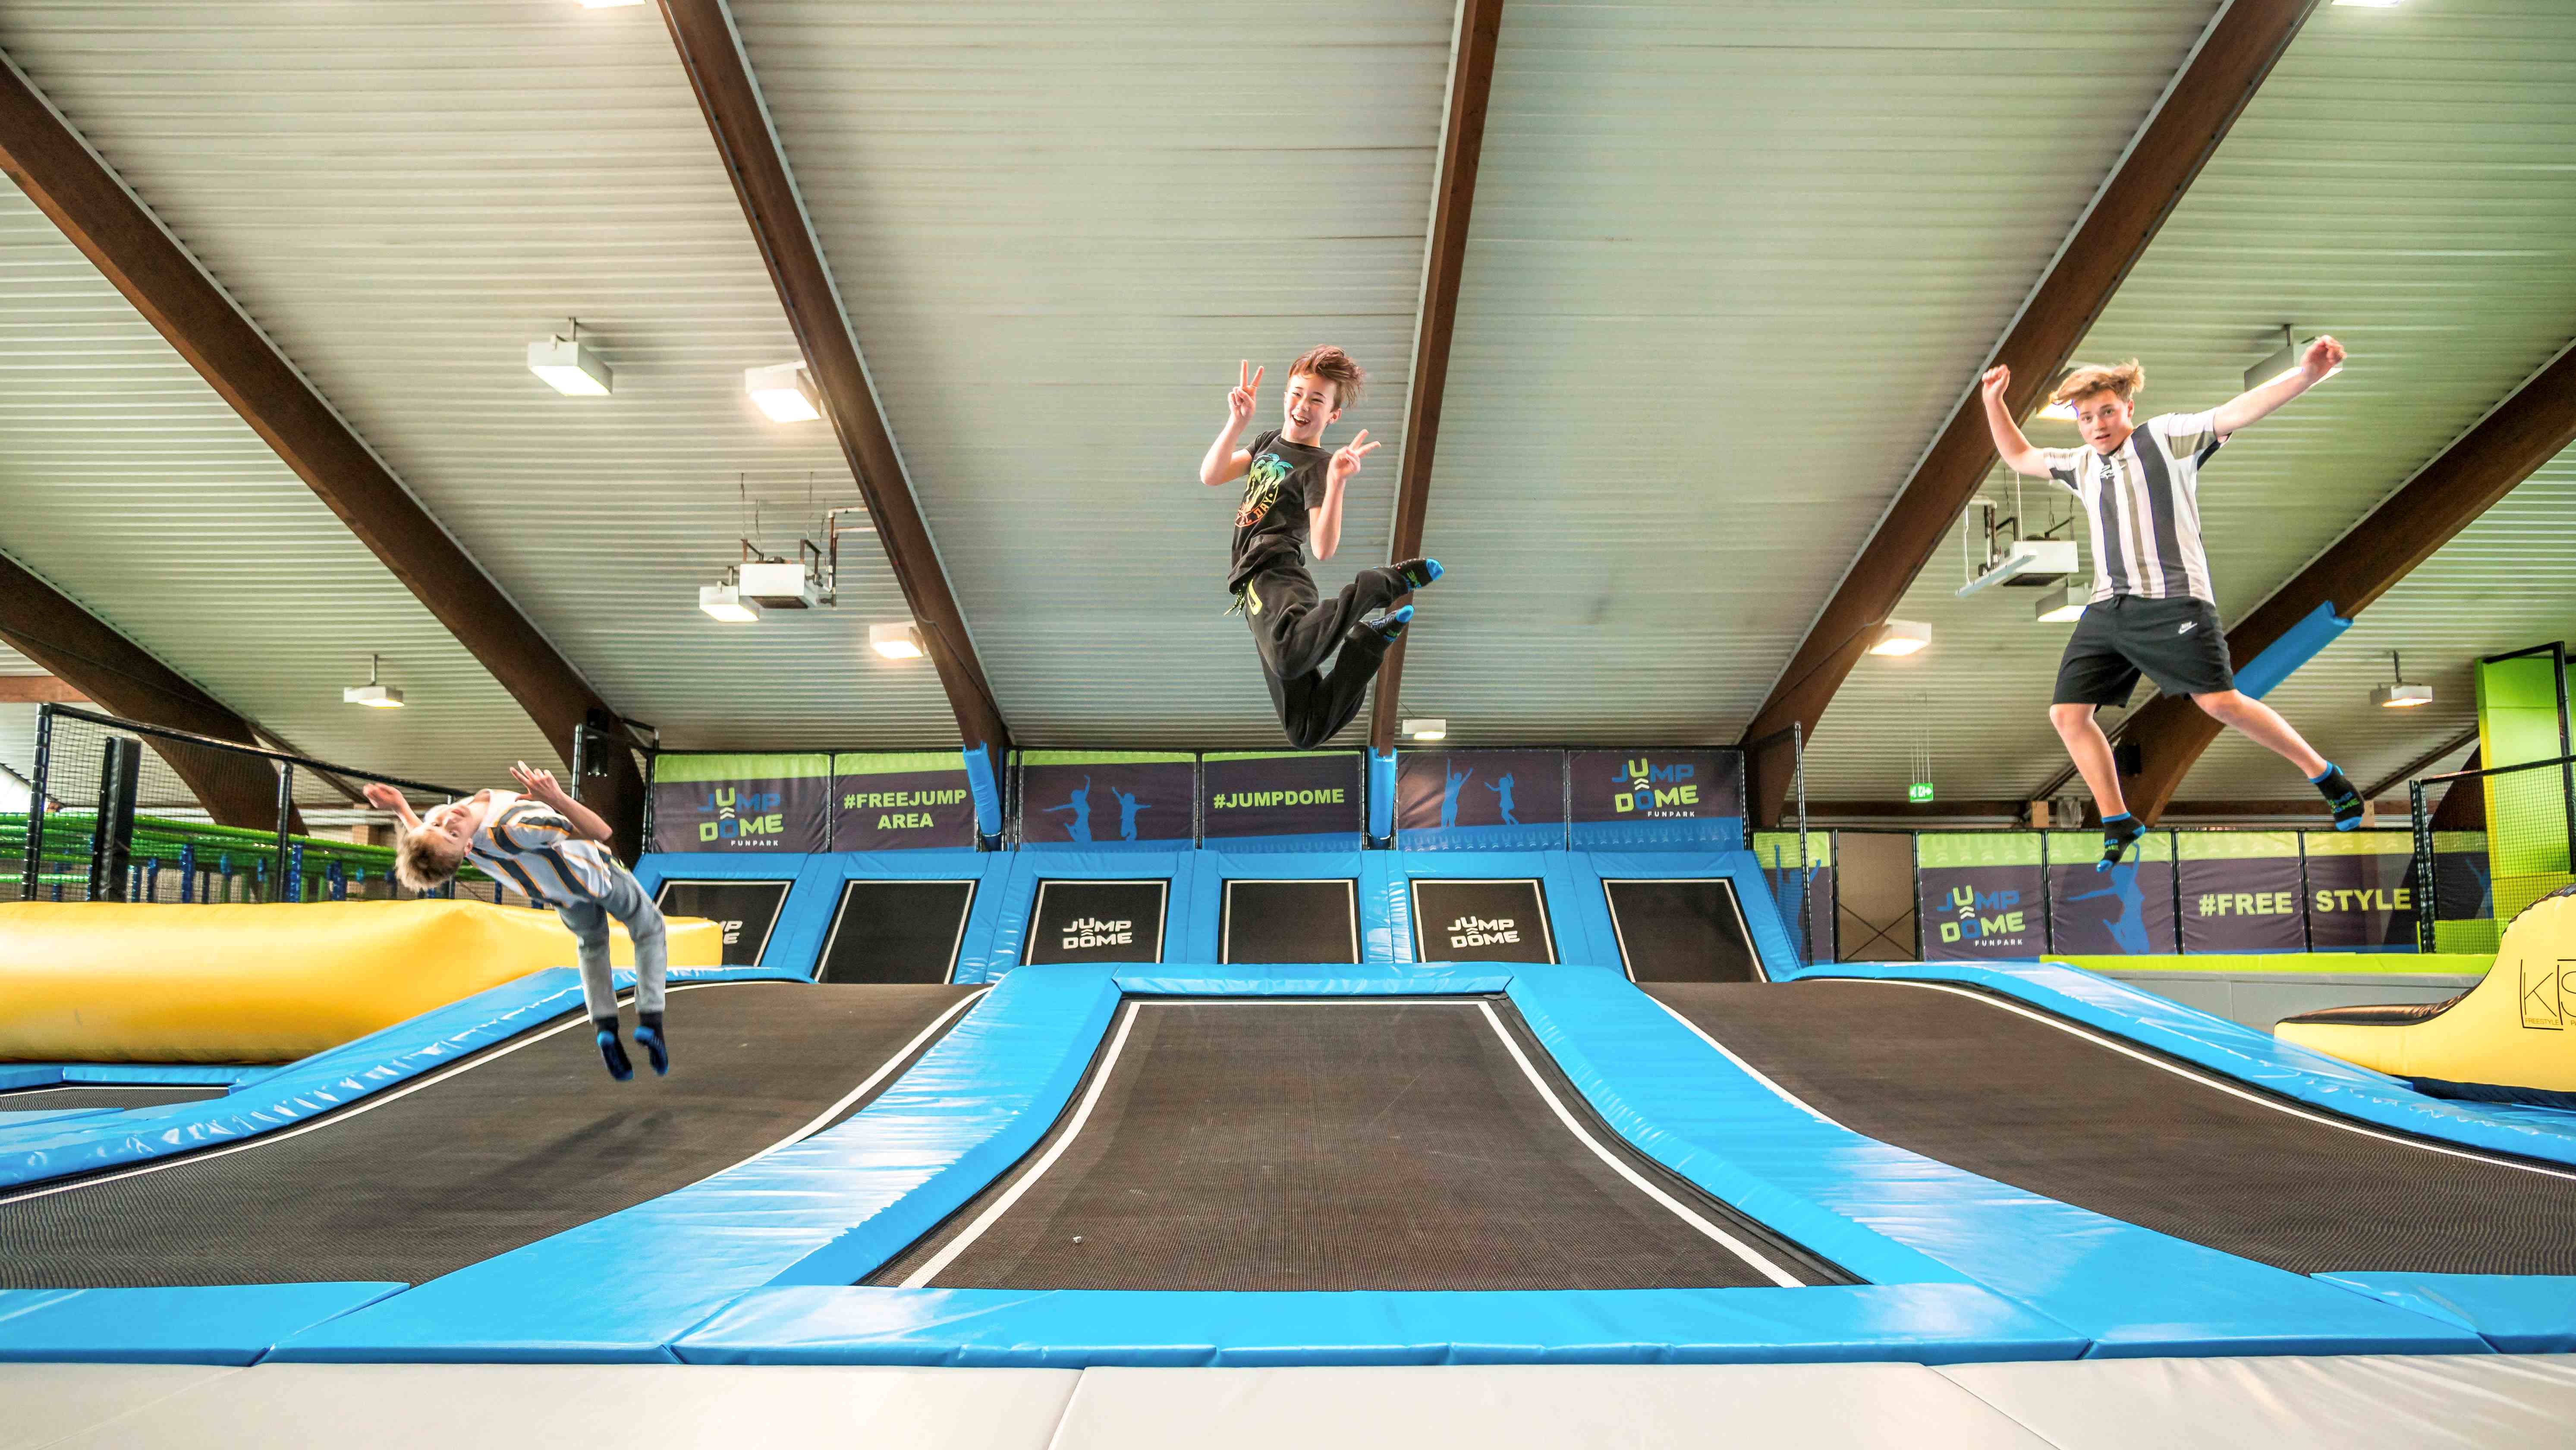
[0, 901, 721, 1064]
[2277, 887, 2576, 1091]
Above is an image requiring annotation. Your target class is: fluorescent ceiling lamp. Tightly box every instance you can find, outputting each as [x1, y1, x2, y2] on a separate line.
[342, 653, 405, 708]
[2244, 325, 2343, 394]
[699, 583, 760, 623]
[579, 0, 648, 7]
[1404, 718, 1448, 742]
[2371, 651, 2432, 707]
[1869, 619, 1931, 657]
[745, 362, 822, 422]
[2332, 1, 2405, 7]
[527, 333, 612, 396]
[870, 622, 926, 659]
[2034, 581, 2088, 624]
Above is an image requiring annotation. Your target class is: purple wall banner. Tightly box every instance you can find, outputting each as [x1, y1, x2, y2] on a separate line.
[1918, 834, 2045, 960]
[1395, 750, 1566, 848]
[2304, 832, 2418, 950]
[1017, 752, 1195, 847]
[648, 753, 830, 854]
[833, 752, 978, 852]
[2176, 832, 2306, 953]
[1202, 751, 1361, 841]
[2044, 832, 2175, 955]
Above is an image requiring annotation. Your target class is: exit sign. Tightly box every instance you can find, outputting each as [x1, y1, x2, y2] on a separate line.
[1908, 782, 1935, 803]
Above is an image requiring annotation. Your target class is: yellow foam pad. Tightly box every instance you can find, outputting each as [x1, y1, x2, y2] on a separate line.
[2277, 888, 2576, 1091]
[0, 900, 721, 1064]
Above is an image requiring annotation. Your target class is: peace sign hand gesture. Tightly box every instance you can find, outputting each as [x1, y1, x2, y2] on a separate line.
[1227, 360, 1263, 427]
[1328, 429, 1379, 488]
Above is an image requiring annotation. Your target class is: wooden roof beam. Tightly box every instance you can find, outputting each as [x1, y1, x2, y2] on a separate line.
[658, 0, 1010, 766]
[1365, 0, 1506, 753]
[1739, 0, 2324, 825]
[0, 52, 645, 854]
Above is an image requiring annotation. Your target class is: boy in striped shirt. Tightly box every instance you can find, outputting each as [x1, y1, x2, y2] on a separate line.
[368, 763, 669, 1081]
[1981, 339, 2363, 868]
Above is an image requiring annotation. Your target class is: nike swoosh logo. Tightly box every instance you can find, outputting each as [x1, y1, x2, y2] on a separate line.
[2178, 623, 2195, 634]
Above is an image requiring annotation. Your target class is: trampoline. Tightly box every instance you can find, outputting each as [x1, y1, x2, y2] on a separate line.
[1219, 878, 1359, 964]
[1409, 878, 1555, 963]
[1601, 877, 1762, 983]
[649, 878, 793, 968]
[872, 996, 1844, 1291]
[1025, 879, 1169, 965]
[817, 879, 980, 983]
[1649, 978, 2576, 1276]
[0, 981, 983, 1287]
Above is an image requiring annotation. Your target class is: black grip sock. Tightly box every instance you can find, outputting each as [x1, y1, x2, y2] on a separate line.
[2098, 813, 2146, 871]
[2311, 765, 2365, 830]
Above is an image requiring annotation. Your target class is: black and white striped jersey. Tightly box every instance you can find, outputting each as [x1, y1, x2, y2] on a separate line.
[2040, 410, 2226, 604]
[463, 791, 615, 907]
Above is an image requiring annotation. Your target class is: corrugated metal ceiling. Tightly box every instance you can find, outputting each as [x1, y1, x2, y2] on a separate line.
[1803, 0, 2576, 805]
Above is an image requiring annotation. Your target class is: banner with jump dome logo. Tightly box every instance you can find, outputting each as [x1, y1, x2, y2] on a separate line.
[832, 752, 977, 851]
[1015, 750, 1195, 849]
[649, 753, 830, 854]
[1201, 750, 1361, 849]
[1395, 750, 1566, 850]
[1916, 833, 2044, 960]
[1570, 749, 1745, 850]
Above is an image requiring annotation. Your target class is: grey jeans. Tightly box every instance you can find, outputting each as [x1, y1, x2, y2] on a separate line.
[556, 867, 666, 1024]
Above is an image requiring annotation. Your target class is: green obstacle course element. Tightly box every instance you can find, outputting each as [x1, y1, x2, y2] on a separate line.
[2473, 652, 2574, 933]
[4, 810, 494, 902]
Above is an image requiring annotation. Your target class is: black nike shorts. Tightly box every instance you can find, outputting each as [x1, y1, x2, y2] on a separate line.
[2052, 594, 2233, 708]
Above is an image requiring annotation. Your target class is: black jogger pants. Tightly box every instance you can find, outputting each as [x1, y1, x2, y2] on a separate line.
[1239, 555, 1405, 749]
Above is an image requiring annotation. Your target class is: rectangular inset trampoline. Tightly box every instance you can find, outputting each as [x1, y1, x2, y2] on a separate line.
[651, 878, 792, 967]
[1220, 879, 1359, 964]
[1604, 878, 1762, 983]
[871, 998, 1840, 1291]
[818, 879, 979, 983]
[1025, 880, 1168, 965]
[1409, 878, 1554, 963]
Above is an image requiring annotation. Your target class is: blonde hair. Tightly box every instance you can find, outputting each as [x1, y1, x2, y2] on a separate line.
[2052, 359, 2145, 408]
[394, 826, 465, 894]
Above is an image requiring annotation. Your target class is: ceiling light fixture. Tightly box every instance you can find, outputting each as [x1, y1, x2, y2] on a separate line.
[579, 0, 648, 8]
[2244, 324, 2343, 394]
[2371, 650, 2433, 709]
[2034, 581, 2089, 624]
[699, 582, 760, 624]
[1404, 718, 1448, 742]
[1869, 619, 1931, 657]
[527, 319, 612, 396]
[745, 362, 822, 422]
[870, 622, 926, 660]
[342, 653, 405, 709]
[2332, 0, 2405, 8]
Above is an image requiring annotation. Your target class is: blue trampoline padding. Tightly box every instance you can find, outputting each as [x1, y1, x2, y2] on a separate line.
[963, 744, 1003, 840]
[0, 1107, 115, 1129]
[1789, 959, 2576, 1170]
[272, 965, 1121, 1365]
[1382, 851, 1593, 965]
[1569, 816, 1747, 852]
[670, 1283, 2088, 1368]
[0, 1283, 405, 1365]
[1113, 964, 1516, 997]
[1198, 829, 1360, 854]
[1398, 820, 1568, 852]
[63, 1064, 264, 1085]
[632, 851, 821, 974]
[1560, 850, 1800, 977]
[0, 969, 589, 1190]
[1367, 747, 1396, 843]
[0, 1066, 62, 1091]
[787, 850, 1009, 982]
[983, 851, 1205, 979]
[1183, 849, 1404, 964]
[1504, 962, 2485, 1358]
[2315, 1274, 2576, 1354]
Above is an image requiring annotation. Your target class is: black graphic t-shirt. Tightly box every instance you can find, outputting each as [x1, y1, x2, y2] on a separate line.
[1228, 429, 1332, 592]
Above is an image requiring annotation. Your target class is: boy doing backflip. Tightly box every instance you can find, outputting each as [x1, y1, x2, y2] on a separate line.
[1981, 337, 2364, 869]
[1201, 347, 1444, 748]
[368, 763, 670, 1081]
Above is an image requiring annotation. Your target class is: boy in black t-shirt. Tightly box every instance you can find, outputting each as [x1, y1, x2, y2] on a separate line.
[1198, 347, 1442, 747]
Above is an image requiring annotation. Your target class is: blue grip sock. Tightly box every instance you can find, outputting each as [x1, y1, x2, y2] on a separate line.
[2309, 763, 2364, 830]
[1394, 558, 1443, 590]
[635, 1011, 669, 1077]
[1361, 604, 1415, 644]
[594, 1024, 634, 1082]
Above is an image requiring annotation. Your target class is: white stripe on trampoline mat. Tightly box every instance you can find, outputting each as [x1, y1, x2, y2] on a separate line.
[900, 998, 1143, 1288]
[1867, 979, 2576, 1184]
[1649, 996, 1840, 1126]
[0, 982, 723, 1208]
[1473, 1001, 1804, 1288]
[724, 986, 989, 1175]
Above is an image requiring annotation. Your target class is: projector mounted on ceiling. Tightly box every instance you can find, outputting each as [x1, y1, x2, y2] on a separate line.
[1956, 498, 2079, 598]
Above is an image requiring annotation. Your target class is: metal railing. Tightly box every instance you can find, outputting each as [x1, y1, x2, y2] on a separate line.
[2409, 749, 2576, 952]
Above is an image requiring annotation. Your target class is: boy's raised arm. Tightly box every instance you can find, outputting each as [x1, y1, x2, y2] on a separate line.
[360, 781, 423, 830]
[1199, 360, 1260, 486]
[2212, 335, 2344, 436]
[511, 762, 615, 843]
[1979, 366, 2053, 477]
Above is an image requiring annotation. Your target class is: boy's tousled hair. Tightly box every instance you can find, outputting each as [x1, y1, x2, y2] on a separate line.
[1288, 345, 1366, 410]
[394, 825, 464, 894]
[2051, 359, 2145, 409]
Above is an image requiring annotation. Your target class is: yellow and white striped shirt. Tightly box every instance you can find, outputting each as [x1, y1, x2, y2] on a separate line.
[464, 792, 615, 907]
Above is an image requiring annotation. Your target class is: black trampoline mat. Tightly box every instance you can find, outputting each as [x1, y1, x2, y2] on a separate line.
[1604, 879, 1761, 983]
[873, 998, 1823, 1292]
[1221, 879, 1359, 964]
[0, 982, 978, 1288]
[1648, 980, 2576, 1277]
[0, 1086, 230, 1112]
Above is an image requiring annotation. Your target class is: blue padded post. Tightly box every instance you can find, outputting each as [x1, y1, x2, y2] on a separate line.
[961, 745, 1003, 843]
[2233, 601, 2350, 700]
[1366, 747, 1397, 845]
